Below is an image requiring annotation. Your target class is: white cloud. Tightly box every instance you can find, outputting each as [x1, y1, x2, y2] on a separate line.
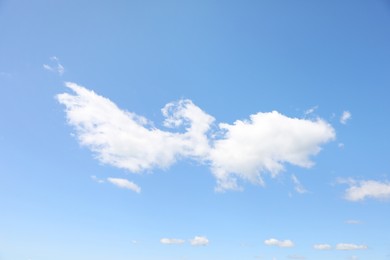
[43, 56, 65, 75]
[291, 174, 307, 194]
[339, 178, 390, 201]
[340, 111, 351, 124]
[336, 243, 368, 250]
[210, 111, 335, 191]
[107, 178, 141, 193]
[160, 238, 185, 245]
[57, 82, 213, 173]
[57, 82, 336, 191]
[190, 236, 209, 246]
[264, 238, 294, 248]
[313, 244, 332, 250]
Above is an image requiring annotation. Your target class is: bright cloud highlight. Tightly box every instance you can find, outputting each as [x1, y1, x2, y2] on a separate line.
[57, 82, 336, 191]
[264, 238, 294, 248]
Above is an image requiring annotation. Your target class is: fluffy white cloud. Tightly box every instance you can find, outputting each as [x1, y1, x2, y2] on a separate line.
[264, 238, 294, 248]
[160, 238, 185, 245]
[43, 56, 65, 75]
[107, 178, 141, 193]
[336, 243, 368, 250]
[339, 178, 390, 201]
[291, 174, 307, 194]
[190, 236, 209, 246]
[210, 111, 335, 190]
[340, 111, 351, 124]
[57, 82, 335, 191]
[57, 82, 213, 173]
[313, 244, 332, 250]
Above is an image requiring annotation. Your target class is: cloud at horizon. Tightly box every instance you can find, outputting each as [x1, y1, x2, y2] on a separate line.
[57, 82, 336, 191]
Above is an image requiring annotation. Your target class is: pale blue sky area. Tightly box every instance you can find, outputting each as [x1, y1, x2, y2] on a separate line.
[1, 1, 390, 260]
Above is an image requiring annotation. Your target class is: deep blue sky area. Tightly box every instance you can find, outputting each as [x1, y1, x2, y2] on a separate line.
[1, 1, 390, 259]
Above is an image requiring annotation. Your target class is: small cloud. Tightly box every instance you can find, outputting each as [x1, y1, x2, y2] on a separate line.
[304, 106, 319, 116]
[264, 238, 294, 248]
[160, 238, 185, 245]
[336, 243, 368, 250]
[91, 175, 105, 183]
[338, 143, 345, 149]
[349, 256, 359, 260]
[313, 244, 332, 250]
[107, 177, 141, 193]
[43, 56, 65, 75]
[190, 236, 209, 246]
[345, 220, 361, 225]
[291, 174, 307, 194]
[340, 111, 351, 124]
[338, 178, 390, 201]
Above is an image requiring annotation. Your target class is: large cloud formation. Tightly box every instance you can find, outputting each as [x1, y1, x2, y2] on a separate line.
[57, 82, 335, 191]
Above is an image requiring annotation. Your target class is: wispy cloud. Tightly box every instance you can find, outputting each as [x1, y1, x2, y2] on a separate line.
[338, 178, 390, 201]
[160, 238, 185, 245]
[345, 220, 362, 225]
[0, 71, 13, 78]
[304, 105, 318, 117]
[336, 243, 368, 250]
[190, 236, 209, 246]
[287, 255, 306, 260]
[57, 82, 336, 191]
[264, 238, 294, 248]
[340, 111, 351, 124]
[107, 178, 141, 193]
[291, 174, 307, 194]
[313, 244, 332, 250]
[91, 175, 105, 183]
[43, 56, 65, 75]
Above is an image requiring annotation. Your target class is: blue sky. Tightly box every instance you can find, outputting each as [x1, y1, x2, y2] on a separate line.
[1, 0, 390, 259]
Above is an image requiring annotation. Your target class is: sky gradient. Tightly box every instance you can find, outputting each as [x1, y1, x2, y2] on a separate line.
[1, 1, 390, 259]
